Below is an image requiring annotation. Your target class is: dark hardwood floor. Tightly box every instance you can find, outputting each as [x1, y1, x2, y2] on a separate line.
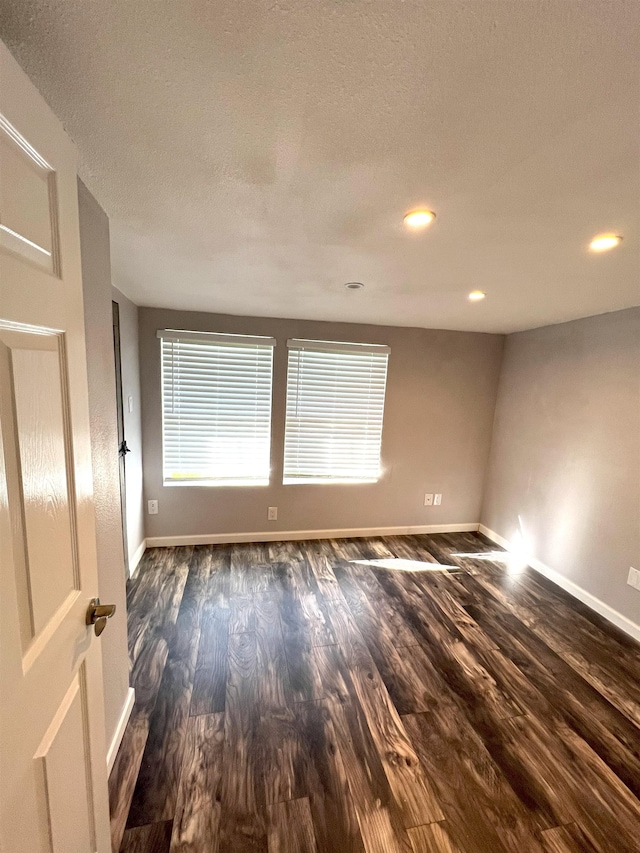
[109, 532, 640, 853]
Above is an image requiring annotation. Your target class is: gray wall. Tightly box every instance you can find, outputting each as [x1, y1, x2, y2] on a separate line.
[78, 181, 130, 751]
[139, 307, 504, 539]
[112, 287, 145, 572]
[482, 307, 640, 625]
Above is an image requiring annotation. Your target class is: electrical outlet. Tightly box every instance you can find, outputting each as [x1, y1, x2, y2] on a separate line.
[424, 493, 433, 506]
[628, 567, 640, 591]
[434, 493, 442, 506]
[268, 506, 278, 521]
[127, 395, 133, 413]
[148, 499, 158, 515]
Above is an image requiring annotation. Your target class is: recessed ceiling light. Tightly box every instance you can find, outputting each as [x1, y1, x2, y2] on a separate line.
[403, 209, 436, 229]
[589, 234, 623, 252]
[468, 290, 486, 301]
[344, 281, 365, 290]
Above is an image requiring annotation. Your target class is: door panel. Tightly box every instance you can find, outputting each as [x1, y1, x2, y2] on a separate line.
[0, 114, 57, 273]
[35, 669, 94, 853]
[7, 330, 77, 638]
[0, 39, 111, 853]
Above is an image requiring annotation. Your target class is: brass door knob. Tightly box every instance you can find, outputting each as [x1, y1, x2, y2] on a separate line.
[86, 597, 116, 637]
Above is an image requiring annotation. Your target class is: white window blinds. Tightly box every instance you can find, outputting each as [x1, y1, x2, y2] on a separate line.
[283, 339, 390, 484]
[159, 330, 275, 485]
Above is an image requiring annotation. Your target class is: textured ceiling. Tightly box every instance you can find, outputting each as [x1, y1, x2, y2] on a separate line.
[1, 1, 638, 333]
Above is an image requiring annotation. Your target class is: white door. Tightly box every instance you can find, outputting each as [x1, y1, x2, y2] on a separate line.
[0, 40, 112, 853]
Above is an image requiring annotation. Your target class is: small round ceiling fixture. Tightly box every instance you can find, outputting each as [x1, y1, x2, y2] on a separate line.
[403, 209, 436, 229]
[468, 290, 486, 301]
[344, 281, 365, 290]
[589, 233, 623, 252]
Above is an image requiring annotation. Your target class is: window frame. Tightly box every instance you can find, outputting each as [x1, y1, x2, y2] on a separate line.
[158, 329, 276, 487]
[282, 338, 390, 486]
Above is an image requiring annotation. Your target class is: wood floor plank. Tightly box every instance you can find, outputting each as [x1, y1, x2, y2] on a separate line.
[407, 822, 460, 853]
[190, 600, 229, 716]
[332, 564, 434, 714]
[294, 700, 366, 853]
[230, 543, 272, 594]
[110, 583, 176, 849]
[271, 560, 334, 647]
[127, 548, 190, 669]
[190, 544, 231, 719]
[219, 631, 267, 853]
[230, 547, 255, 596]
[258, 709, 305, 807]
[327, 695, 413, 853]
[519, 600, 640, 727]
[300, 540, 345, 601]
[283, 631, 325, 703]
[287, 560, 335, 646]
[126, 547, 164, 608]
[313, 642, 351, 705]
[170, 713, 224, 853]
[458, 581, 640, 797]
[369, 566, 527, 724]
[229, 594, 255, 634]
[254, 592, 292, 713]
[371, 562, 640, 845]
[514, 562, 640, 649]
[346, 561, 420, 648]
[268, 540, 301, 562]
[405, 568, 499, 652]
[496, 712, 640, 853]
[439, 534, 640, 726]
[540, 823, 600, 853]
[402, 706, 545, 853]
[126, 548, 210, 827]
[326, 596, 444, 828]
[110, 714, 152, 853]
[266, 797, 318, 853]
[120, 820, 173, 853]
[271, 563, 326, 703]
[125, 635, 201, 827]
[416, 533, 485, 574]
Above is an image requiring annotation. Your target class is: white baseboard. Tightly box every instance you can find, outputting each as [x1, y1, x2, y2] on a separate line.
[146, 522, 479, 549]
[479, 525, 640, 643]
[107, 687, 135, 776]
[128, 539, 147, 578]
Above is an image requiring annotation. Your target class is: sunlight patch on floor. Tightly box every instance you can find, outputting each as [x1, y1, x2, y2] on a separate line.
[452, 551, 510, 562]
[350, 558, 460, 572]
[451, 548, 529, 574]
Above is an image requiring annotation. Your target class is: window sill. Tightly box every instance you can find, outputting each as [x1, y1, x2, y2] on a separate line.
[163, 479, 269, 488]
[282, 478, 380, 486]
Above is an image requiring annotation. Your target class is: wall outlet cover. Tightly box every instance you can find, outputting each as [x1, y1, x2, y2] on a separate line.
[627, 567, 640, 591]
[148, 500, 158, 515]
[424, 493, 433, 506]
[434, 493, 442, 506]
[268, 506, 278, 521]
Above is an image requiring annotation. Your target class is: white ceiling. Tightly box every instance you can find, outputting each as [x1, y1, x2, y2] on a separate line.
[1, 1, 638, 333]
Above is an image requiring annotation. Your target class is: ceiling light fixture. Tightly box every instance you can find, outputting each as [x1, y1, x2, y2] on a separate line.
[403, 209, 436, 229]
[344, 281, 365, 290]
[589, 234, 623, 252]
[468, 290, 486, 301]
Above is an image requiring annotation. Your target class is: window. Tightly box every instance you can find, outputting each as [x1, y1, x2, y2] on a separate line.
[283, 339, 390, 484]
[159, 330, 275, 486]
